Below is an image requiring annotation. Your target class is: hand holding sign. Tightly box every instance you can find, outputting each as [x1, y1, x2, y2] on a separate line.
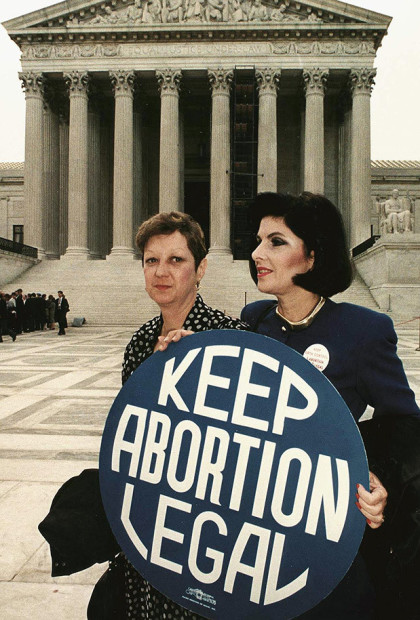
[357, 472, 387, 528]
[100, 330, 368, 619]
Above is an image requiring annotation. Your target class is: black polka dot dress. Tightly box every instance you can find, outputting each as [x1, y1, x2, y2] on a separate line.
[120, 295, 249, 618]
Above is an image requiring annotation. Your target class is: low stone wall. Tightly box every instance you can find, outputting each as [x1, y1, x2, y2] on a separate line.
[0, 251, 39, 287]
[354, 234, 420, 318]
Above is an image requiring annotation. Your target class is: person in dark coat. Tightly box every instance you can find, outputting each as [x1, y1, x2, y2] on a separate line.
[0, 291, 17, 342]
[24, 293, 36, 332]
[55, 291, 69, 335]
[33, 293, 46, 330]
[241, 191, 420, 619]
[15, 288, 24, 334]
[46, 294, 56, 329]
[40, 294, 48, 330]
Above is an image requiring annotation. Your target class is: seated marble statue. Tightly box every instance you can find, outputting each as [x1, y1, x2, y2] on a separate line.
[383, 189, 412, 233]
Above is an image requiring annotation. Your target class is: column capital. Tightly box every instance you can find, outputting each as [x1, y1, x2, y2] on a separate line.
[208, 68, 234, 94]
[349, 68, 376, 96]
[256, 68, 281, 94]
[303, 68, 329, 96]
[156, 69, 182, 95]
[110, 70, 136, 96]
[19, 71, 46, 98]
[64, 71, 90, 97]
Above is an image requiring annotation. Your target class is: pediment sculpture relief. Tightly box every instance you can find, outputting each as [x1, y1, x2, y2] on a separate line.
[79, 0, 324, 26]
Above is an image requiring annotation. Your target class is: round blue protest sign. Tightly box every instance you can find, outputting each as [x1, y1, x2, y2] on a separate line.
[100, 330, 368, 619]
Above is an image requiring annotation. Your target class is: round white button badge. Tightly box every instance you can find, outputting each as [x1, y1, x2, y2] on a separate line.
[303, 343, 330, 372]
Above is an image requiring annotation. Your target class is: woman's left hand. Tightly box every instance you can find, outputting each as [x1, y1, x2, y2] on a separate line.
[156, 329, 194, 351]
[356, 471, 388, 529]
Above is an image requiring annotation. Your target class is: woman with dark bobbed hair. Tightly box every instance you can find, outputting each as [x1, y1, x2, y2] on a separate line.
[247, 191, 353, 298]
[242, 191, 419, 421]
[241, 191, 420, 619]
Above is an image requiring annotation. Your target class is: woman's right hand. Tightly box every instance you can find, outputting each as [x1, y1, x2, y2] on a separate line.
[156, 329, 194, 351]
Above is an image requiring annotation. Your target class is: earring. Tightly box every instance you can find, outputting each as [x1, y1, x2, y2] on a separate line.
[196, 281, 201, 291]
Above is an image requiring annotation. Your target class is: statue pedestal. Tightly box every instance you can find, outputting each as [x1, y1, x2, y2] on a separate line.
[354, 234, 420, 317]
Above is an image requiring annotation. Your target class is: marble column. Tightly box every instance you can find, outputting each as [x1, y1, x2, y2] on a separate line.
[88, 101, 102, 258]
[256, 68, 281, 193]
[338, 92, 352, 240]
[179, 105, 185, 211]
[100, 119, 112, 256]
[109, 70, 136, 257]
[156, 69, 182, 212]
[43, 96, 60, 259]
[63, 71, 90, 257]
[208, 68, 233, 256]
[303, 68, 329, 194]
[58, 113, 69, 257]
[349, 68, 376, 248]
[133, 108, 144, 248]
[19, 72, 46, 255]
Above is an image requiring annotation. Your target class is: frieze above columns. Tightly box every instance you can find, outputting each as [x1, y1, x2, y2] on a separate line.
[156, 69, 182, 94]
[21, 39, 377, 63]
[64, 71, 90, 96]
[208, 68, 233, 94]
[19, 71, 46, 97]
[303, 68, 329, 95]
[256, 68, 281, 93]
[110, 70, 136, 96]
[349, 68, 376, 95]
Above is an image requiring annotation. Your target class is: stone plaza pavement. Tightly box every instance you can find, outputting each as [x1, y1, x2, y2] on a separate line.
[1, 324, 419, 620]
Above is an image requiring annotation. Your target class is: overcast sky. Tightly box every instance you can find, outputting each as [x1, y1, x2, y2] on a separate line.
[0, 0, 419, 162]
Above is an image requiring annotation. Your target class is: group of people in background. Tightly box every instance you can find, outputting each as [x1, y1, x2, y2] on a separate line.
[0, 289, 70, 342]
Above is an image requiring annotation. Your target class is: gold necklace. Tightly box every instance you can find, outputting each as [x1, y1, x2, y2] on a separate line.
[276, 297, 325, 331]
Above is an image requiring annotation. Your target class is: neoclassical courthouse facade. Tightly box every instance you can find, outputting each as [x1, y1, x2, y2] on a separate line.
[2, 0, 396, 262]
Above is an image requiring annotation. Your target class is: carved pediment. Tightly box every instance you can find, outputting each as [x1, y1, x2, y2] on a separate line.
[3, 0, 392, 31]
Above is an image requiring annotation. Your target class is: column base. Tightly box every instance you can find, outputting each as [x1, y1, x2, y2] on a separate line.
[107, 247, 137, 259]
[62, 247, 91, 259]
[207, 246, 233, 259]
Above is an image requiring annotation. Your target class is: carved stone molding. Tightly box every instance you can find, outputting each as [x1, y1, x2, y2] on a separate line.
[64, 71, 90, 96]
[21, 39, 376, 62]
[156, 69, 182, 95]
[272, 40, 375, 56]
[19, 72, 46, 97]
[256, 68, 281, 94]
[110, 70, 136, 96]
[208, 68, 234, 94]
[303, 68, 329, 95]
[349, 68, 376, 95]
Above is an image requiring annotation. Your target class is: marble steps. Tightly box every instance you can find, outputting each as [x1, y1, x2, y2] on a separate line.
[6, 256, 381, 326]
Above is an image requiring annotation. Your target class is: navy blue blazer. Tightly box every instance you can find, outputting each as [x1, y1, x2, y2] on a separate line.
[241, 298, 419, 422]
